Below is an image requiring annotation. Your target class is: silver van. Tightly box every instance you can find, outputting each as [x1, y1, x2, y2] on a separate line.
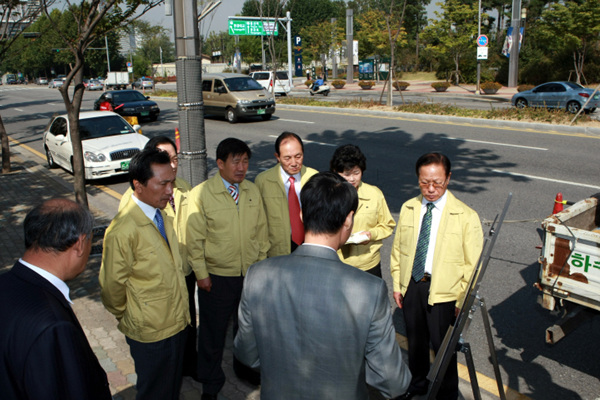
[202, 73, 276, 123]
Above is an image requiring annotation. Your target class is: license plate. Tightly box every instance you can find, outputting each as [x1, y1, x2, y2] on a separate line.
[257, 109, 265, 115]
[141, 111, 149, 116]
[121, 161, 130, 171]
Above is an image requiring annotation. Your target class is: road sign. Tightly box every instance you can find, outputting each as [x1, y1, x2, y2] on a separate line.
[477, 35, 489, 47]
[477, 47, 488, 60]
[228, 19, 278, 36]
[127, 62, 132, 67]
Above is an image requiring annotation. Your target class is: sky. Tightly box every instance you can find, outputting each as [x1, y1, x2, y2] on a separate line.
[141, 0, 246, 41]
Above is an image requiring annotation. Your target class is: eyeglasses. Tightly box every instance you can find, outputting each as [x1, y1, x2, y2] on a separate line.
[418, 180, 446, 189]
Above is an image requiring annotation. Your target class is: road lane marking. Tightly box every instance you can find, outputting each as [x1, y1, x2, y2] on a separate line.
[268, 134, 335, 147]
[278, 107, 600, 139]
[276, 118, 314, 124]
[492, 169, 600, 190]
[444, 137, 548, 151]
[14, 108, 24, 112]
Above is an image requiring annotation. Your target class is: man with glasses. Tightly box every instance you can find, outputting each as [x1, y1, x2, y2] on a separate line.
[390, 152, 483, 400]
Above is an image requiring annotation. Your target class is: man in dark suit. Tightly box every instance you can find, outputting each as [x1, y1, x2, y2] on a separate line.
[234, 172, 411, 400]
[0, 198, 111, 399]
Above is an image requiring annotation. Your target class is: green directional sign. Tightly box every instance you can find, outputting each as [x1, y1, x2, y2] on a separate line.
[228, 20, 278, 36]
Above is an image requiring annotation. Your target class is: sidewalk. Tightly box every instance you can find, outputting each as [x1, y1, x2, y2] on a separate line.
[291, 78, 518, 101]
[1, 142, 501, 400]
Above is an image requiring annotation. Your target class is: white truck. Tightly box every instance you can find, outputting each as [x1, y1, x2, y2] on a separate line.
[104, 71, 129, 90]
[537, 195, 600, 343]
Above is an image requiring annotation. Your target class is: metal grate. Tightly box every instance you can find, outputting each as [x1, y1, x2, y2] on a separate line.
[110, 148, 140, 161]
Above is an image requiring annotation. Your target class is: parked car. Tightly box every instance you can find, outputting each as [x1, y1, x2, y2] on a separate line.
[87, 79, 103, 91]
[202, 73, 275, 123]
[36, 77, 48, 85]
[93, 90, 160, 121]
[249, 70, 292, 96]
[49, 78, 64, 89]
[132, 77, 154, 90]
[43, 111, 148, 180]
[511, 81, 600, 114]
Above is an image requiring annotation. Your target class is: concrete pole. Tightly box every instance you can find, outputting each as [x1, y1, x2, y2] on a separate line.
[346, 9, 353, 83]
[507, 0, 521, 87]
[173, 0, 207, 186]
[287, 11, 293, 87]
[331, 18, 337, 79]
[476, 0, 481, 95]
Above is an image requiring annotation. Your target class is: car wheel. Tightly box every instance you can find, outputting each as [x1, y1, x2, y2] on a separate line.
[226, 108, 238, 123]
[261, 114, 272, 121]
[515, 98, 528, 109]
[150, 115, 158, 122]
[45, 147, 56, 169]
[323, 91, 329, 96]
[310, 91, 314, 96]
[567, 101, 581, 114]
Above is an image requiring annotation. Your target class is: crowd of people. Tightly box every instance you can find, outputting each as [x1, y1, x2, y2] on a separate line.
[0, 131, 482, 400]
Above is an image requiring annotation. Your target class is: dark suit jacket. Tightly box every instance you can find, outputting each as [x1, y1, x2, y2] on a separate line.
[233, 245, 411, 400]
[0, 262, 111, 399]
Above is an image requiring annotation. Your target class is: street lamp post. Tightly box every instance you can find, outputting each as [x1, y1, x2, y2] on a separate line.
[476, 0, 482, 95]
[507, 0, 522, 87]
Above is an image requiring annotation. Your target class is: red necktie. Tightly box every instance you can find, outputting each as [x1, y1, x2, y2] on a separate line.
[288, 176, 304, 245]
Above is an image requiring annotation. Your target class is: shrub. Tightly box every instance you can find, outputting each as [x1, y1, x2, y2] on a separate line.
[331, 79, 346, 88]
[304, 80, 312, 87]
[393, 81, 410, 90]
[480, 82, 502, 90]
[358, 80, 375, 88]
[517, 84, 535, 92]
[431, 81, 451, 89]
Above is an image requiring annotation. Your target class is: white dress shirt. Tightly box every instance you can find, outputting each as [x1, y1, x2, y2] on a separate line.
[417, 191, 448, 275]
[19, 258, 73, 304]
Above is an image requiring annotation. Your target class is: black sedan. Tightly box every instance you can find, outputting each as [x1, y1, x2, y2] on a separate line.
[93, 90, 160, 121]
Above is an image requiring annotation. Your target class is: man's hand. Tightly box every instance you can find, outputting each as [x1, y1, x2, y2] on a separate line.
[393, 291, 403, 309]
[197, 277, 212, 292]
[357, 231, 372, 245]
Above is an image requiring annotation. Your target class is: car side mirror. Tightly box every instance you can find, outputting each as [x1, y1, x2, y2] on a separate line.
[216, 86, 227, 94]
[133, 124, 142, 134]
[146, 96, 150, 100]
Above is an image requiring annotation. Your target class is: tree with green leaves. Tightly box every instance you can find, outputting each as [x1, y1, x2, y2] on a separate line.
[38, 0, 162, 207]
[300, 19, 343, 75]
[125, 20, 175, 78]
[534, 0, 600, 85]
[422, 0, 481, 84]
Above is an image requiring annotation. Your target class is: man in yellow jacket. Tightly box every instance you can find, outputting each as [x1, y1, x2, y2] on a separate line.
[390, 152, 483, 400]
[118, 136, 197, 378]
[254, 132, 318, 257]
[187, 138, 269, 400]
[100, 148, 190, 400]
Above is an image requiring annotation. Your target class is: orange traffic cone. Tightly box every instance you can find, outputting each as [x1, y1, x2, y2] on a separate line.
[175, 128, 181, 152]
[552, 192, 566, 214]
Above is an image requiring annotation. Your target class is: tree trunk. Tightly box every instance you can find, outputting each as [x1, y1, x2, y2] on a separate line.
[0, 115, 10, 173]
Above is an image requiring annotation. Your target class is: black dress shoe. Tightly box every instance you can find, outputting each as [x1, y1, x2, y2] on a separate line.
[392, 390, 427, 400]
[201, 393, 218, 400]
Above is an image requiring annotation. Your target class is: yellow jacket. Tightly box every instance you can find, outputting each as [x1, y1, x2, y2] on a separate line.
[338, 182, 396, 271]
[254, 164, 318, 257]
[390, 190, 483, 308]
[100, 196, 190, 343]
[187, 173, 269, 280]
[119, 176, 192, 274]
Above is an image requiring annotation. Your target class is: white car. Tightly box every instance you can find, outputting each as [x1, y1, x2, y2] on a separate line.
[249, 70, 292, 96]
[87, 79, 103, 91]
[43, 111, 149, 180]
[49, 78, 64, 89]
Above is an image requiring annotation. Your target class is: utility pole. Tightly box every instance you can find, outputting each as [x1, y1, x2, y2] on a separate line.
[172, 0, 207, 186]
[507, 0, 521, 87]
[346, 9, 353, 83]
[331, 18, 337, 79]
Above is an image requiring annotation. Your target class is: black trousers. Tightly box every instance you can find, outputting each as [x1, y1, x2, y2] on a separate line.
[196, 274, 244, 395]
[403, 278, 458, 400]
[126, 329, 187, 400]
[182, 272, 198, 377]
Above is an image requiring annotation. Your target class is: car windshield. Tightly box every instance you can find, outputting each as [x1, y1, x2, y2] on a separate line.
[224, 77, 264, 92]
[112, 91, 148, 103]
[79, 115, 135, 139]
[565, 82, 584, 90]
[275, 71, 288, 80]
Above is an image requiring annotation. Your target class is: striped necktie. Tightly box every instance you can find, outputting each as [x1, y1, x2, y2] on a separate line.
[412, 202, 434, 282]
[228, 184, 239, 205]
